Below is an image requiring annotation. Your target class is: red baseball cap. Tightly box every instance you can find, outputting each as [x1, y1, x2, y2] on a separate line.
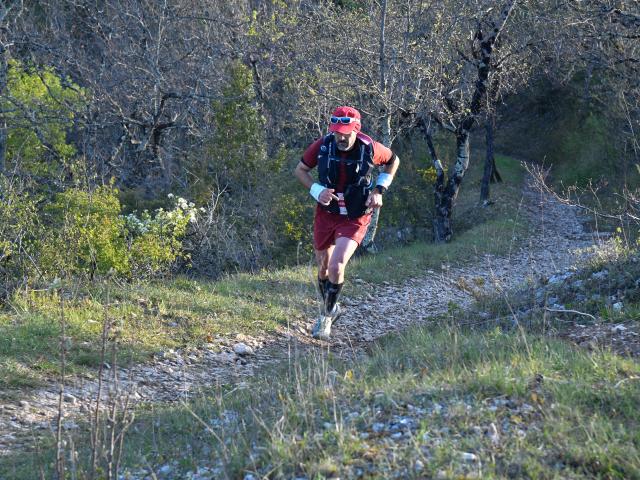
[328, 106, 362, 134]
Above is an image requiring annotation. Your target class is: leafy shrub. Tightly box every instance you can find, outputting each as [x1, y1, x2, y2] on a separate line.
[380, 155, 434, 231]
[125, 194, 200, 276]
[194, 61, 267, 201]
[41, 187, 197, 280]
[42, 185, 129, 277]
[0, 175, 40, 298]
[271, 191, 314, 261]
[553, 112, 619, 188]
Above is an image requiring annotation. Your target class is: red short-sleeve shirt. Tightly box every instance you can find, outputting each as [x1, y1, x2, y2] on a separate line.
[302, 134, 395, 250]
[301, 135, 394, 194]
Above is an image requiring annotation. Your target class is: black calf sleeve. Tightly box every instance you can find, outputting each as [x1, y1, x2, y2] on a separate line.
[324, 281, 343, 314]
[318, 277, 329, 301]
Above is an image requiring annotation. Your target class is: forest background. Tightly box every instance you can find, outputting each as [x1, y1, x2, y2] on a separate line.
[1, 0, 638, 295]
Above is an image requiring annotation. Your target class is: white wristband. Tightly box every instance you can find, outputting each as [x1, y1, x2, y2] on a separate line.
[309, 183, 325, 202]
[376, 172, 393, 189]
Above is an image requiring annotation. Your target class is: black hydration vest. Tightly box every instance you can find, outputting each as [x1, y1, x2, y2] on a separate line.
[317, 133, 375, 219]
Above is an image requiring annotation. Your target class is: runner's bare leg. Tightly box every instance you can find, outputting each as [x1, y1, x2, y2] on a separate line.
[315, 245, 334, 280]
[326, 237, 359, 284]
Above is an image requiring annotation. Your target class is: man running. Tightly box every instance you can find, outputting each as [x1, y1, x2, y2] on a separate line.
[294, 106, 400, 340]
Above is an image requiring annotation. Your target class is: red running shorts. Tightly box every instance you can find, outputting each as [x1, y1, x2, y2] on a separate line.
[313, 206, 372, 251]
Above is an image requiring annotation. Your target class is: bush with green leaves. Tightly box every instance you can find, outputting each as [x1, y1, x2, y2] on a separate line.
[42, 185, 129, 278]
[190, 61, 268, 204]
[0, 175, 40, 297]
[270, 190, 314, 261]
[40, 187, 198, 280]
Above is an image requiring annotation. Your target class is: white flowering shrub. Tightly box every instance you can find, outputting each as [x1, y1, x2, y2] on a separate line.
[0, 178, 201, 295]
[40, 188, 199, 280]
[124, 194, 200, 277]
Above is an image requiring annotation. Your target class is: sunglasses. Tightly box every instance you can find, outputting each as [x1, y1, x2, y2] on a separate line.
[330, 116, 360, 125]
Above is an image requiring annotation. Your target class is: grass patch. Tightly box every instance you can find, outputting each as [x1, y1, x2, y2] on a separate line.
[467, 234, 640, 335]
[544, 110, 640, 234]
[494, 77, 640, 235]
[352, 215, 525, 285]
[4, 321, 638, 479]
[0, 156, 526, 391]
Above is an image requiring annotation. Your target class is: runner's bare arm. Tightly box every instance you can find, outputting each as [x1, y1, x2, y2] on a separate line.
[294, 161, 315, 190]
[367, 155, 400, 208]
[382, 154, 400, 177]
[294, 161, 338, 205]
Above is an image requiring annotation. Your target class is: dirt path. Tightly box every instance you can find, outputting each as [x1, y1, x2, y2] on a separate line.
[0, 177, 610, 456]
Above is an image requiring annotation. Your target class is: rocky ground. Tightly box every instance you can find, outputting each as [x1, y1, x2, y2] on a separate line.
[0, 177, 626, 459]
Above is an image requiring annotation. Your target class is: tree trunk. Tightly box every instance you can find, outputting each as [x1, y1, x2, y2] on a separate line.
[423, 129, 446, 240]
[480, 117, 501, 204]
[378, 0, 390, 148]
[434, 130, 470, 242]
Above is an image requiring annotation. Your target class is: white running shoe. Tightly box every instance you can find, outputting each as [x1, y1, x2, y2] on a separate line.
[312, 314, 333, 340]
[311, 304, 342, 340]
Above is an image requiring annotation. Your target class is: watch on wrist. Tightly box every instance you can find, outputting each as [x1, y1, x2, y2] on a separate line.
[375, 185, 387, 195]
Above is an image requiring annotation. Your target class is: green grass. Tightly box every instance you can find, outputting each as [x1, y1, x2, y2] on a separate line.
[4, 322, 638, 479]
[355, 154, 527, 284]
[541, 109, 640, 234]
[467, 232, 640, 333]
[0, 156, 527, 391]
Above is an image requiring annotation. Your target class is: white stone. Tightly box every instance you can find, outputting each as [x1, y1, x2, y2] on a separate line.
[548, 274, 561, 284]
[63, 421, 79, 430]
[233, 343, 254, 356]
[372, 422, 385, 433]
[63, 393, 77, 404]
[461, 452, 479, 462]
[158, 464, 172, 475]
[592, 270, 609, 280]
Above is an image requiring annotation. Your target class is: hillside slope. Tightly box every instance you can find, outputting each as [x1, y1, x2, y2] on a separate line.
[4, 158, 640, 478]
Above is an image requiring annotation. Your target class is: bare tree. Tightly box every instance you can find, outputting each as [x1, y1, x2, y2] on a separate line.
[8, 0, 250, 190]
[423, 0, 518, 242]
[3, 0, 635, 279]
